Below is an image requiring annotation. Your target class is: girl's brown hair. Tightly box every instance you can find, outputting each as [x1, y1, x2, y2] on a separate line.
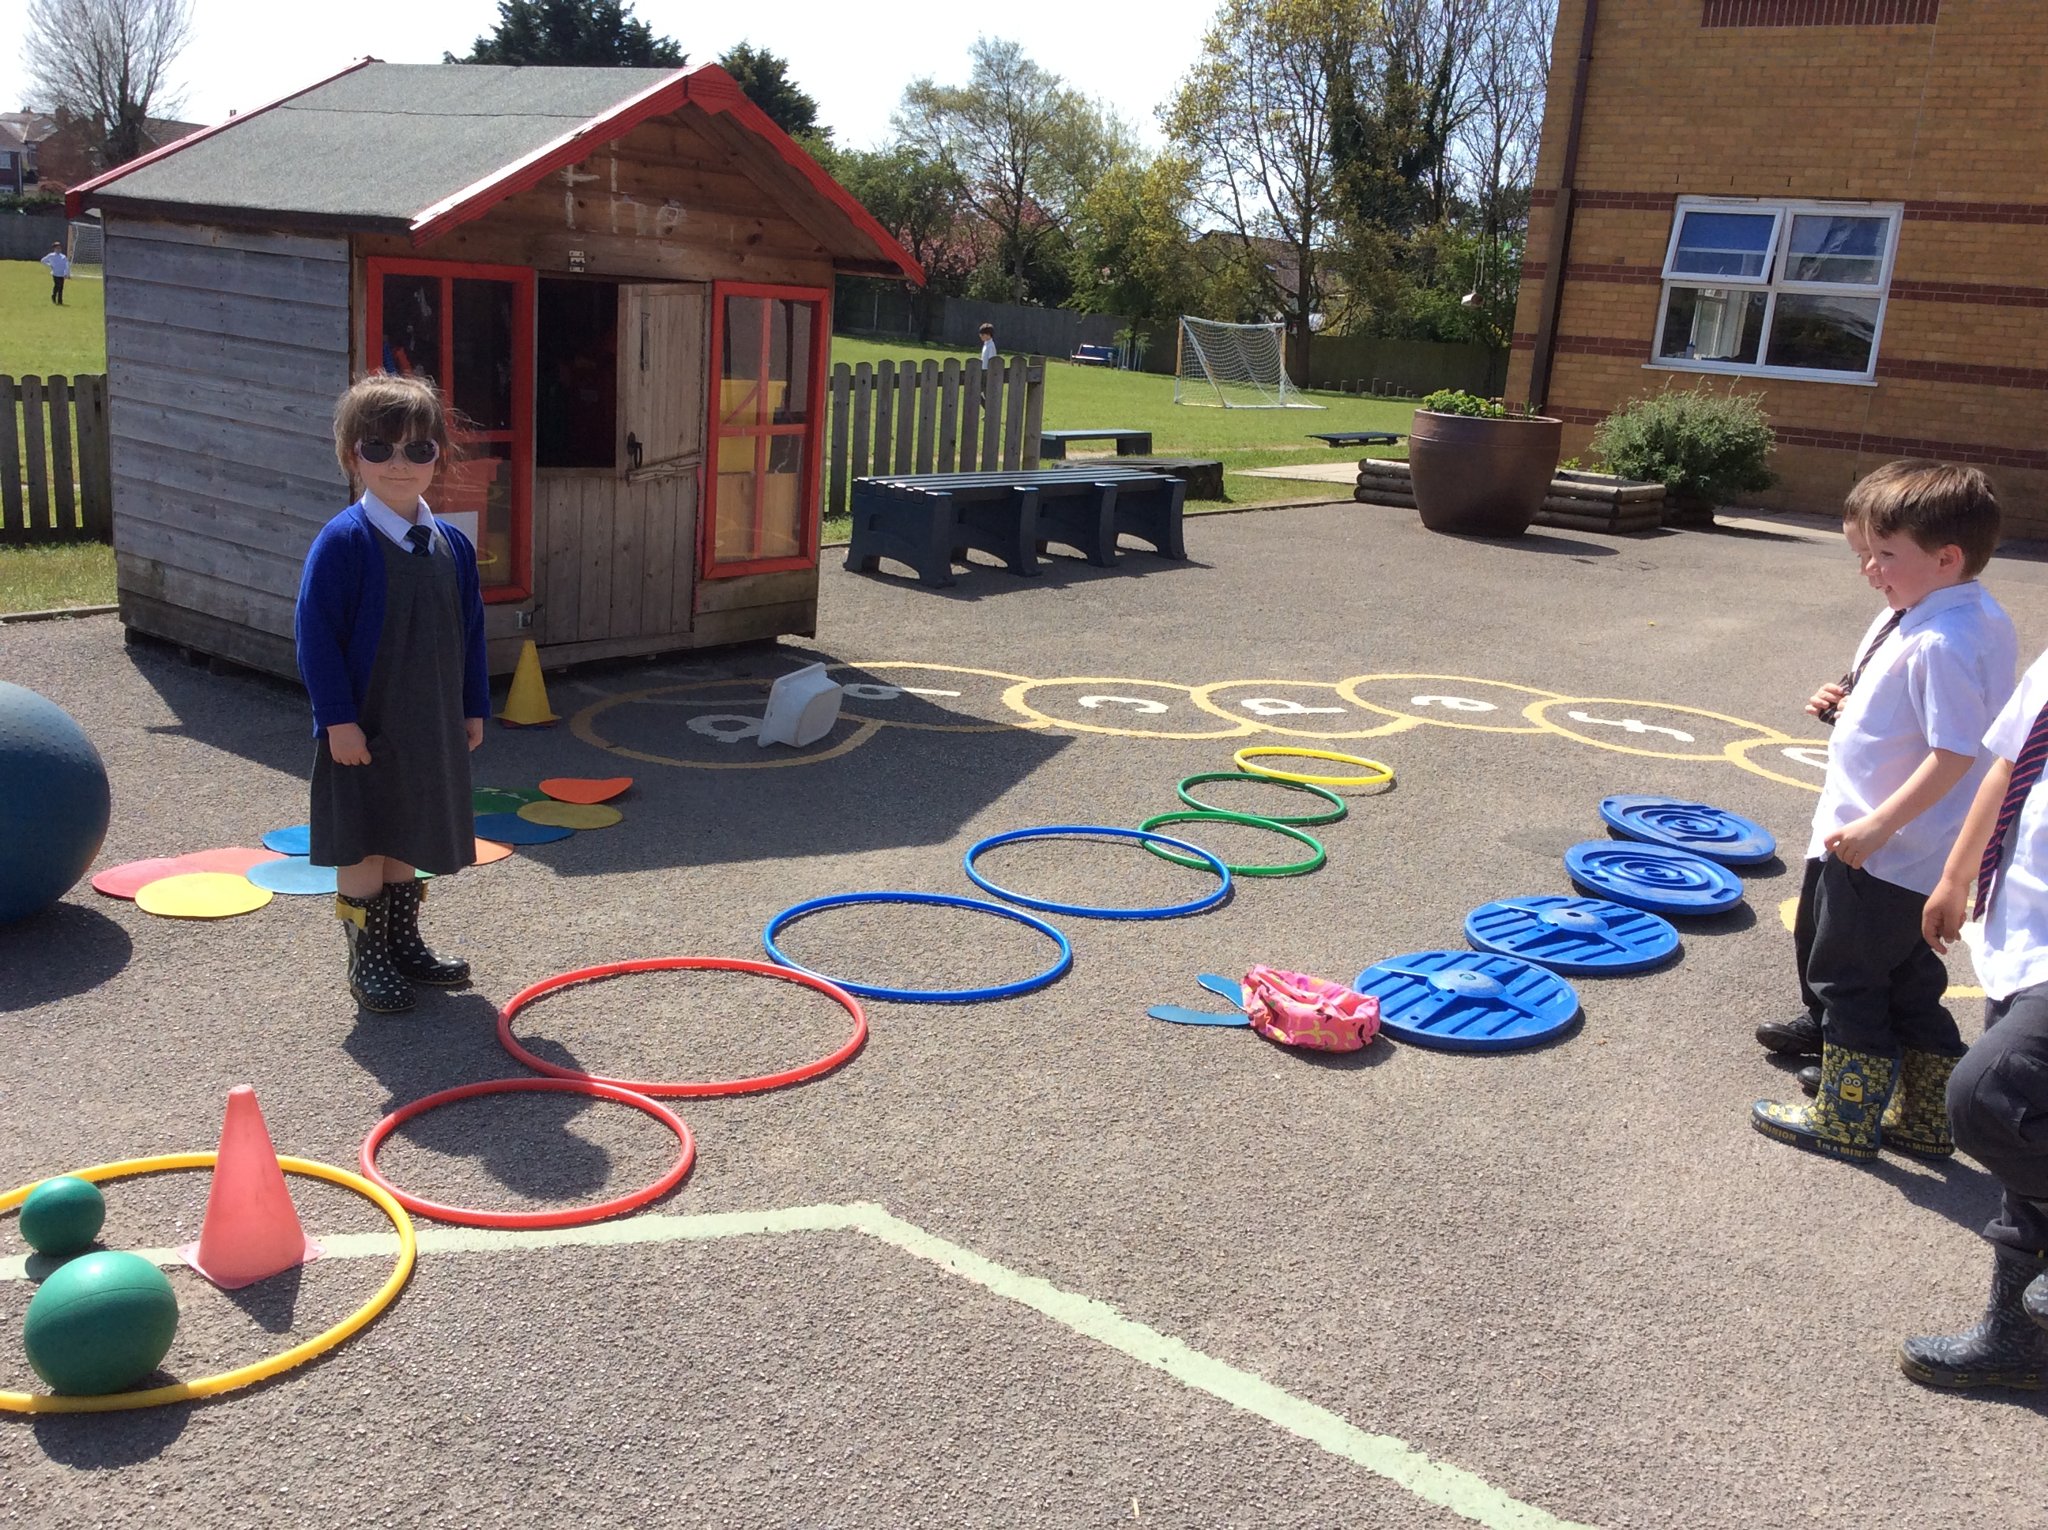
[333, 372, 452, 485]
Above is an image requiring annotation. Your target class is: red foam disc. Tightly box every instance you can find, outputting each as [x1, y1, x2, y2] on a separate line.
[539, 776, 633, 805]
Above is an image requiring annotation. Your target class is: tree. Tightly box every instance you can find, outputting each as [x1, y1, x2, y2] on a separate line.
[448, 0, 685, 67]
[23, 0, 192, 171]
[895, 38, 1129, 305]
[1165, 0, 1381, 377]
[1069, 152, 1216, 338]
[717, 42, 827, 144]
[824, 142, 975, 296]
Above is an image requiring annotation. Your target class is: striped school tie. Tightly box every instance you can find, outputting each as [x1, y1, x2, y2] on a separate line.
[406, 525, 432, 557]
[1816, 609, 1904, 725]
[1974, 701, 2048, 918]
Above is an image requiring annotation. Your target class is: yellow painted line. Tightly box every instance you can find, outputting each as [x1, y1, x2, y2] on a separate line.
[1335, 673, 1565, 735]
[827, 659, 1052, 733]
[0, 1202, 1593, 1527]
[1725, 735, 1827, 795]
[1184, 679, 1418, 740]
[568, 679, 885, 769]
[1522, 696, 1792, 762]
[1002, 677, 1263, 740]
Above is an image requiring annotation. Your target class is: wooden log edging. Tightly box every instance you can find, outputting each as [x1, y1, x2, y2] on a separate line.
[1354, 457, 1666, 534]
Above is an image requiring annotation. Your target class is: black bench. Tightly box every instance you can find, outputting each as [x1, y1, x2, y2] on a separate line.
[847, 468, 1188, 588]
[1038, 428, 1154, 459]
[1308, 431, 1404, 448]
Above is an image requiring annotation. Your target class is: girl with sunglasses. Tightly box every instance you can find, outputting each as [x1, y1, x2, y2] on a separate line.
[294, 372, 488, 1015]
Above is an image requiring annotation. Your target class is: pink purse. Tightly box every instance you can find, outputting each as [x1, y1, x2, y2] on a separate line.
[1241, 966, 1380, 1052]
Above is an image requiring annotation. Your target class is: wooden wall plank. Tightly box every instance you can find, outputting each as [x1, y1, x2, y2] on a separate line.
[117, 589, 300, 683]
[979, 361, 1002, 470]
[849, 363, 872, 482]
[20, 376, 49, 526]
[609, 474, 646, 638]
[690, 599, 817, 648]
[74, 374, 112, 538]
[1001, 356, 1028, 472]
[959, 361, 980, 476]
[936, 360, 960, 473]
[639, 476, 677, 636]
[46, 374, 75, 527]
[577, 478, 610, 643]
[670, 474, 698, 636]
[690, 566, 818, 615]
[871, 361, 894, 477]
[1021, 358, 1045, 471]
[539, 473, 581, 645]
[0, 378, 22, 531]
[895, 364, 919, 473]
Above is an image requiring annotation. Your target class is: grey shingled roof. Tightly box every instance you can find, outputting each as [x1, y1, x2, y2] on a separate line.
[91, 63, 680, 225]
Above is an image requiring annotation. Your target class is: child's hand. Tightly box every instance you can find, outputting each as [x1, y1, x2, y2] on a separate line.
[1824, 814, 1892, 869]
[1923, 874, 1972, 954]
[1805, 682, 1847, 718]
[327, 722, 371, 766]
[466, 718, 484, 751]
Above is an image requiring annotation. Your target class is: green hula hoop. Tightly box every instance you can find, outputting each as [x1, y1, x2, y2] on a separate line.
[1137, 809, 1327, 878]
[1174, 771, 1348, 827]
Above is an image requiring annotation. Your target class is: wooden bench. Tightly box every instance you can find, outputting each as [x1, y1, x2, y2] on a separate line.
[1308, 431, 1404, 448]
[1069, 344, 1116, 367]
[1037, 428, 1154, 459]
[847, 468, 1187, 588]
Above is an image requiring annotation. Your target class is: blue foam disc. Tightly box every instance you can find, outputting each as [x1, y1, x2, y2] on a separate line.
[244, 856, 338, 895]
[1353, 950, 1581, 1052]
[473, 812, 575, 845]
[1464, 895, 1680, 975]
[1565, 840, 1745, 916]
[1598, 795, 1777, 865]
[261, 824, 311, 856]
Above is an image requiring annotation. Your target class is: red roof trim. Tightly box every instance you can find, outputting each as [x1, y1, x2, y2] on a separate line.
[66, 56, 381, 219]
[407, 63, 924, 285]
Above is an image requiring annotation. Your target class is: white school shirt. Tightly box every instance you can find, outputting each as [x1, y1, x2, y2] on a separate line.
[41, 251, 69, 278]
[980, 338, 997, 363]
[1966, 648, 2048, 1000]
[1807, 579, 2017, 894]
[363, 490, 447, 555]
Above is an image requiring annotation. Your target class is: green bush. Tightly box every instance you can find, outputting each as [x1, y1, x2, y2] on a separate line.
[1419, 389, 1506, 419]
[1591, 384, 1776, 510]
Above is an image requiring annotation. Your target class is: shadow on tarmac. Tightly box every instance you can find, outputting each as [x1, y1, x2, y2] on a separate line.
[31, 1403, 190, 1466]
[846, 544, 1214, 601]
[0, 902, 132, 1010]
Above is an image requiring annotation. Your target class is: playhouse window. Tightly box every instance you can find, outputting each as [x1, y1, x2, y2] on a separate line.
[704, 284, 826, 578]
[367, 259, 535, 600]
[1652, 199, 1900, 383]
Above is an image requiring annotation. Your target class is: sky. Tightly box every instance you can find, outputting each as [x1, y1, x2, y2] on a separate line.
[1, 0, 1215, 150]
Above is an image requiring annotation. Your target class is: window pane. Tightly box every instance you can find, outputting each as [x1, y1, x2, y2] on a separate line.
[768, 301, 813, 424]
[438, 441, 514, 587]
[1671, 211, 1777, 280]
[1784, 215, 1888, 285]
[381, 275, 440, 381]
[1658, 286, 1767, 363]
[1766, 294, 1880, 373]
[721, 296, 766, 426]
[452, 279, 514, 430]
[714, 469, 757, 562]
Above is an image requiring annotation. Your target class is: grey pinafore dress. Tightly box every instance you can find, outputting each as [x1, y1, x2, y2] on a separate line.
[309, 530, 474, 875]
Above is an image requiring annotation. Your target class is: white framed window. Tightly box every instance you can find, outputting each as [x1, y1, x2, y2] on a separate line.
[1651, 198, 1902, 384]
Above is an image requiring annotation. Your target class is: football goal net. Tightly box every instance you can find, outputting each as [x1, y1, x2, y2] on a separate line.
[1173, 318, 1321, 408]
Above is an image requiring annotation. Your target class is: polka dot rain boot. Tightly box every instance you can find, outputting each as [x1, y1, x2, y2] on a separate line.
[1879, 1048, 1961, 1159]
[1750, 1042, 1897, 1161]
[383, 879, 470, 987]
[336, 891, 415, 1015]
[1900, 1248, 2048, 1390]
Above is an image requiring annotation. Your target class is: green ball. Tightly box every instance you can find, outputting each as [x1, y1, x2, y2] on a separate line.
[22, 1251, 179, 1395]
[18, 1176, 105, 1258]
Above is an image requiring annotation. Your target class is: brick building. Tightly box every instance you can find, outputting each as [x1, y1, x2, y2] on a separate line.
[1508, 0, 2047, 532]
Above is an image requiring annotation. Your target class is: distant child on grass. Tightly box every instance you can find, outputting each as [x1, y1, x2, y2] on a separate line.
[978, 322, 997, 364]
[1751, 462, 2016, 1160]
[294, 373, 487, 1016]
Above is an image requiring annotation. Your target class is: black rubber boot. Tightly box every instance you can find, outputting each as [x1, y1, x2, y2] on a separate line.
[1900, 1248, 2048, 1390]
[1756, 1011, 1823, 1057]
[383, 879, 470, 986]
[336, 891, 414, 1014]
[2025, 1271, 2048, 1334]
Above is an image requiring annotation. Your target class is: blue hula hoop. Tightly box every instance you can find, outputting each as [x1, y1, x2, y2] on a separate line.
[963, 825, 1232, 920]
[762, 891, 1073, 1004]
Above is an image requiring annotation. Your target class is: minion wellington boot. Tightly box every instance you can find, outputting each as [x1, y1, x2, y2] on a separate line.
[336, 891, 414, 1014]
[383, 879, 469, 986]
[1900, 1248, 2048, 1390]
[1880, 1049, 1960, 1159]
[1751, 1042, 1897, 1161]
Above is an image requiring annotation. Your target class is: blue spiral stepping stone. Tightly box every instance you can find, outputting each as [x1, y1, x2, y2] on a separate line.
[1565, 840, 1744, 916]
[1352, 950, 1581, 1052]
[244, 856, 337, 896]
[1598, 795, 1777, 866]
[473, 812, 574, 846]
[1465, 895, 1680, 975]
[261, 824, 311, 856]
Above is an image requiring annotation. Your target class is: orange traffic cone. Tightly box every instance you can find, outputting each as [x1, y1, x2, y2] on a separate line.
[179, 1086, 323, 1290]
[496, 639, 559, 727]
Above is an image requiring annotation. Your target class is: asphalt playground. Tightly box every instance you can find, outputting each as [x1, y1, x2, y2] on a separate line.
[4, 497, 2047, 1529]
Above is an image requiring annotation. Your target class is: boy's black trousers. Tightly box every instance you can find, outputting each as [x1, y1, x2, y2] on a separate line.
[1952, 986, 2048, 1257]
[1808, 856, 1962, 1056]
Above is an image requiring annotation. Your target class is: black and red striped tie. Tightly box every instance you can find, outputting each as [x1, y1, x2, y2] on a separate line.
[1974, 702, 2048, 917]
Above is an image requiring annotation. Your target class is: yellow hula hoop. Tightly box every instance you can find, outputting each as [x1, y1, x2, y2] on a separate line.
[0, 1153, 416, 1414]
[1232, 747, 1396, 789]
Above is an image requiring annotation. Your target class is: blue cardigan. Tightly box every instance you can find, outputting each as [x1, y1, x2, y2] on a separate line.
[294, 499, 490, 736]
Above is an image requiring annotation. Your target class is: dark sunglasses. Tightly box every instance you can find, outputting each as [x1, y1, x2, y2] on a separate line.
[356, 438, 440, 466]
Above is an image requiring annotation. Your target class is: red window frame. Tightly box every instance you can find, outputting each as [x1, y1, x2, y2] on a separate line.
[701, 281, 830, 580]
[364, 256, 535, 603]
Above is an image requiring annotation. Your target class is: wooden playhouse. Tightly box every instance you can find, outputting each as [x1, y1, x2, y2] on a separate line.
[66, 60, 923, 678]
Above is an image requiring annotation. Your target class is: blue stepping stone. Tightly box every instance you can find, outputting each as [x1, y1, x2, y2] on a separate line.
[1465, 895, 1680, 975]
[245, 856, 337, 896]
[261, 824, 311, 856]
[1565, 840, 1744, 916]
[473, 812, 574, 846]
[1353, 950, 1581, 1053]
[1598, 795, 1777, 866]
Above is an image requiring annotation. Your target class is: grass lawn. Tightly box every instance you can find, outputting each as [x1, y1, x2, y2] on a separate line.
[0, 541, 114, 615]
[0, 259, 107, 378]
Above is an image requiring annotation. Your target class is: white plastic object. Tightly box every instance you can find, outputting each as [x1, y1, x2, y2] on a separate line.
[758, 663, 843, 748]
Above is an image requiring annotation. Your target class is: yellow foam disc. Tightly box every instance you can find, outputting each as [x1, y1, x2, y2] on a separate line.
[516, 800, 623, 830]
[134, 872, 273, 919]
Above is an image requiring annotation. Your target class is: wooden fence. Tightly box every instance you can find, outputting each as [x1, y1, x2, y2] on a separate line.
[2, 374, 113, 544]
[824, 355, 1045, 518]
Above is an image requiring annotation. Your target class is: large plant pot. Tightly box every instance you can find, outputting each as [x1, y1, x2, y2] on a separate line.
[1407, 410, 1564, 537]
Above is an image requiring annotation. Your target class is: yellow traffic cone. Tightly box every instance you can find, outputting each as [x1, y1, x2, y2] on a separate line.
[497, 639, 559, 727]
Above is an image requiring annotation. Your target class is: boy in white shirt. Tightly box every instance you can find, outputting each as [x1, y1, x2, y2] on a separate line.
[40, 242, 69, 305]
[1753, 462, 2016, 1161]
[1904, 646, 2048, 1388]
[978, 323, 996, 364]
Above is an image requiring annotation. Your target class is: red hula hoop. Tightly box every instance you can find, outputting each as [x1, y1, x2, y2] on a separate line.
[496, 956, 869, 1098]
[360, 1077, 695, 1230]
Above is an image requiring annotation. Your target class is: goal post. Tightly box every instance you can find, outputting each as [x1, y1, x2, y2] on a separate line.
[1173, 318, 1322, 409]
